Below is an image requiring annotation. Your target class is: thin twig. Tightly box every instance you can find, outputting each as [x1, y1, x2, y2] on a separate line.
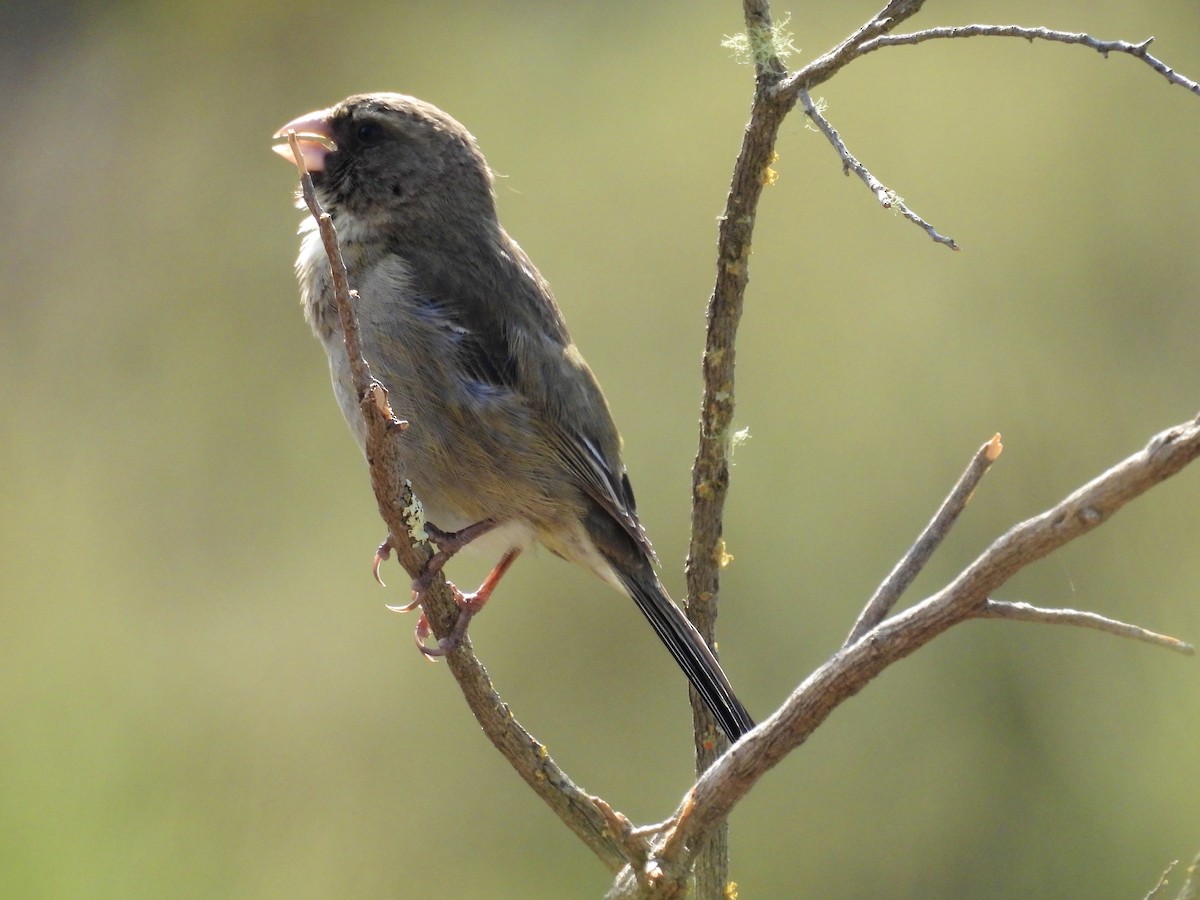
[845, 434, 1001, 646]
[1148, 861, 1181, 900]
[289, 135, 379, 400]
[799, 88, 959, 249]
[1177, 849, 1200, 900]
[285, 133, 631, 874]
[775, 19, 1199, 258]
[981, 600, 1194, 655]
[780, 0, 929, 93]
[857, 27, 1200, 96]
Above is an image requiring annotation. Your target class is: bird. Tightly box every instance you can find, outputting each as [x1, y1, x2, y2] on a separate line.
[273, 93, 754, 741]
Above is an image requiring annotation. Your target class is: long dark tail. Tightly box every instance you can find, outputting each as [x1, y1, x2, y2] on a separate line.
[614, 563, 754, 741]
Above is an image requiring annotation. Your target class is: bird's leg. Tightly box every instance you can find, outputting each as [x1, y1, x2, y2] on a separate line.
[379, 516, 517, 657]
[372, 518, 497, 590]
[421, 518, 501, 581]
[413, 547, 522, 658]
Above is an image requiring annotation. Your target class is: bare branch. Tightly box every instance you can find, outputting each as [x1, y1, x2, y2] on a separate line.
[857, 27, 1200, 96]
[285, 133, 631, 874]
[777, 20, 1200, 257]
[799, 88, 959, 250]
[981, 599, 1193, 656]
[691, 1, 935, 666]
[685, 0, 791, 762]
[678, 6, 930, 894]
[1145, 851, 1200, 900]
[1178, 849, 1200, 900]
[781, 0, 929, 91]
[289, 134, 381, 403]
[683, 10, 798, 898]
[666, 3, 1200, 890]
[1148, 861, 1181, 900]
[846, 434, 1002, 646]
[659, 416, 1200, 873]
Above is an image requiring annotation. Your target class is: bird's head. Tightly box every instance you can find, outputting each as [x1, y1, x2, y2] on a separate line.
[273, 93, 498, 240]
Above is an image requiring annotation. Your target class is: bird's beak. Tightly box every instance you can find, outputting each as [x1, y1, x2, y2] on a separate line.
[272, 108, 337, 172]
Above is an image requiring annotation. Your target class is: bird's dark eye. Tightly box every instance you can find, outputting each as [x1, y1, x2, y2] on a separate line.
[356, 121, 384, 145]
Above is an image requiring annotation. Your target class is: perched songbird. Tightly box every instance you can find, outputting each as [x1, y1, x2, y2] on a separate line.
[273, 93, 754, 741]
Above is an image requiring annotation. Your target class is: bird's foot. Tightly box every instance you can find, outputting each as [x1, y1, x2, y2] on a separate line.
[422, 518, 499, 577]
[372, 518, 497, 588]
[388, 547, 522, 660]
[409, 583, 489, 658]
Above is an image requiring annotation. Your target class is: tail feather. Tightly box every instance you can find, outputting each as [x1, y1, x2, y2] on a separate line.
[582, 502, 753, 741]
[615, 566, 755, 741]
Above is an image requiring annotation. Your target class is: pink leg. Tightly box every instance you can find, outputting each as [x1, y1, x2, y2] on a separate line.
[373, 519, 502, 590]
[414, 547, 522, 658]
[373, 518, 501, 587]
[376, 518, 517, 656]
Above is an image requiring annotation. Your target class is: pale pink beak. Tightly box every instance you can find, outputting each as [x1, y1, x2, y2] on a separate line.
[272, 108, 336, 172]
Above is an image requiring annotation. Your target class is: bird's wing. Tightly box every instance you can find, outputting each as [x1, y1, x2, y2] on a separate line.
[402, 239, 657, 561]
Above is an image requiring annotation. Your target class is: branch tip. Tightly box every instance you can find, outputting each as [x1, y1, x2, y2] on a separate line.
[799, 88, 959, 249]
[985, 434, 1003, 462]
[846, 434, 1001, 645]
[982, 600, 1195, 656]
[855, 26, 1199, 96]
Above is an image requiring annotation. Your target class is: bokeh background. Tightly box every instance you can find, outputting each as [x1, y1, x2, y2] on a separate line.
[3, 1, 1198, 896]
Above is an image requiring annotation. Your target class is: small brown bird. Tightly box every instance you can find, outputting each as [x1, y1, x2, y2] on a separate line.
[274, 93, 753, 740]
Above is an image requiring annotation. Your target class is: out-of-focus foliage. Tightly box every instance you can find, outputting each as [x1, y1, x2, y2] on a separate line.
[1, 2, 1197, 897]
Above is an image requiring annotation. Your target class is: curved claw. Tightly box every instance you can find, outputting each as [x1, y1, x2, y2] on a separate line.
[386, 588, 423, 614]
[414, 613, 448, 661]
[395, 545, 522, 662]
[413, 583, 476, 659]
[372, 537, 394, 587]
[404, 582, 465, 659]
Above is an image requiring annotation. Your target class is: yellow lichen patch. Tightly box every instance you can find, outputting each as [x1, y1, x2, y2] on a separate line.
[761, 151, 781, 186]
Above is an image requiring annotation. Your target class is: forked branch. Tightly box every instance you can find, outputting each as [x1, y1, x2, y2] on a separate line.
[656, 419, 1200, 880]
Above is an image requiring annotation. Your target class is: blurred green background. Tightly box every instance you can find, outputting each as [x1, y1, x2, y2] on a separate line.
[2, 1, 1198, 896]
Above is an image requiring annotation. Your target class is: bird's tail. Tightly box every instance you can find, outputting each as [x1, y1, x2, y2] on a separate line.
[614, 564, 755, 742]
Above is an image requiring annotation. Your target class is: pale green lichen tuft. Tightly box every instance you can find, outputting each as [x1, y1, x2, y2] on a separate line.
[728, 426, 751, 466]
[802, 95, 828, 132]
[722, 13, 798, 66]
